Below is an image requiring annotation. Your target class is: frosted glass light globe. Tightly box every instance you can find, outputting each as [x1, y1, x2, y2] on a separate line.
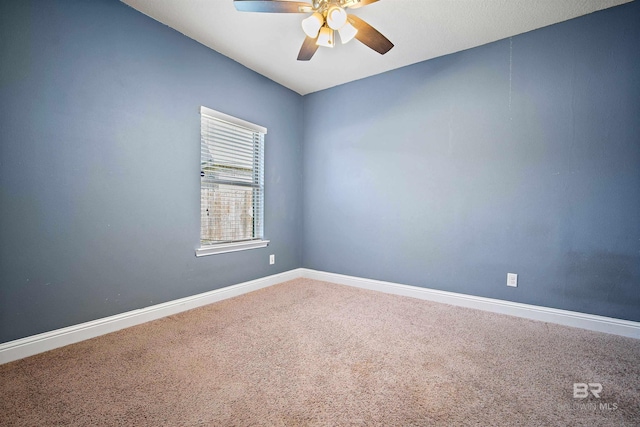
[326, 6, 347, 30]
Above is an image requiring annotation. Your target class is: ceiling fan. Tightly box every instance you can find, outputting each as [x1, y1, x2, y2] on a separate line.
[233, 0, 394, 61]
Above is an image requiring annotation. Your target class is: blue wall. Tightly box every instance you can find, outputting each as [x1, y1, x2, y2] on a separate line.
[302, 1, 640, 321]
[0, 0, 303, 343]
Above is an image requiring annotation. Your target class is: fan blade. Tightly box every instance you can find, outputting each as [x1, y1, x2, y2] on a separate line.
[297, 36, 320, 61]
[345, 0, 380, 9]
[348, 15, 393, 55]
[234, 0, 312, 13]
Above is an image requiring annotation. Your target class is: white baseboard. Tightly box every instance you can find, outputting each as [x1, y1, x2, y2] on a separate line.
[301, 269, 640, 339]
[0, 269, 303, 365]
[3, 267, 638, 365]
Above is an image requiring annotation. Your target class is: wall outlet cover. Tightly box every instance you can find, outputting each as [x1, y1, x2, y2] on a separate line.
[507, 273, 518, 287]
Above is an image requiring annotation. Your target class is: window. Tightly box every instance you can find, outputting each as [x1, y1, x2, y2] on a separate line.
[196, 106, 269, 257]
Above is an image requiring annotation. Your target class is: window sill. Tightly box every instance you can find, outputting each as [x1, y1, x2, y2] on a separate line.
[195, 240, 270, 257]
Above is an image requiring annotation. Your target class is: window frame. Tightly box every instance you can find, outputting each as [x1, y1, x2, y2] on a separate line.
[195, 106, 269, 257]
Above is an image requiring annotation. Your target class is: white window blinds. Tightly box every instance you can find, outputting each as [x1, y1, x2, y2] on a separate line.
[199, 106, 267, 250]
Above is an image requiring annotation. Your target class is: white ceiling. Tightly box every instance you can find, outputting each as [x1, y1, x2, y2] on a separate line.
[121, 0, 632, 95]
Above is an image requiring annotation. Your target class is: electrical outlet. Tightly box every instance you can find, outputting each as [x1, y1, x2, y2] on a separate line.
[507, 273, 518, 287]
[269, 254, 275, 265]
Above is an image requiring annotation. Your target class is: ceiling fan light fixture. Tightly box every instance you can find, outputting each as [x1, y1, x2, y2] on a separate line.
[338, 21, 358, 44]
[316, 26, 334, 48]
[301, 12, 324, 38]
[326, 6, 347, 30]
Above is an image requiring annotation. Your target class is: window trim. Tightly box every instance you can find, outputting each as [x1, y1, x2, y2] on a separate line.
[196, 239, 270, 257]
[196, 106, 268, 257]
[200, 106, 267, 135]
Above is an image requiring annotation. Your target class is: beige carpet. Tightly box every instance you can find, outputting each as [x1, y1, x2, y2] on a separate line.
[1, 278, 639, 426]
